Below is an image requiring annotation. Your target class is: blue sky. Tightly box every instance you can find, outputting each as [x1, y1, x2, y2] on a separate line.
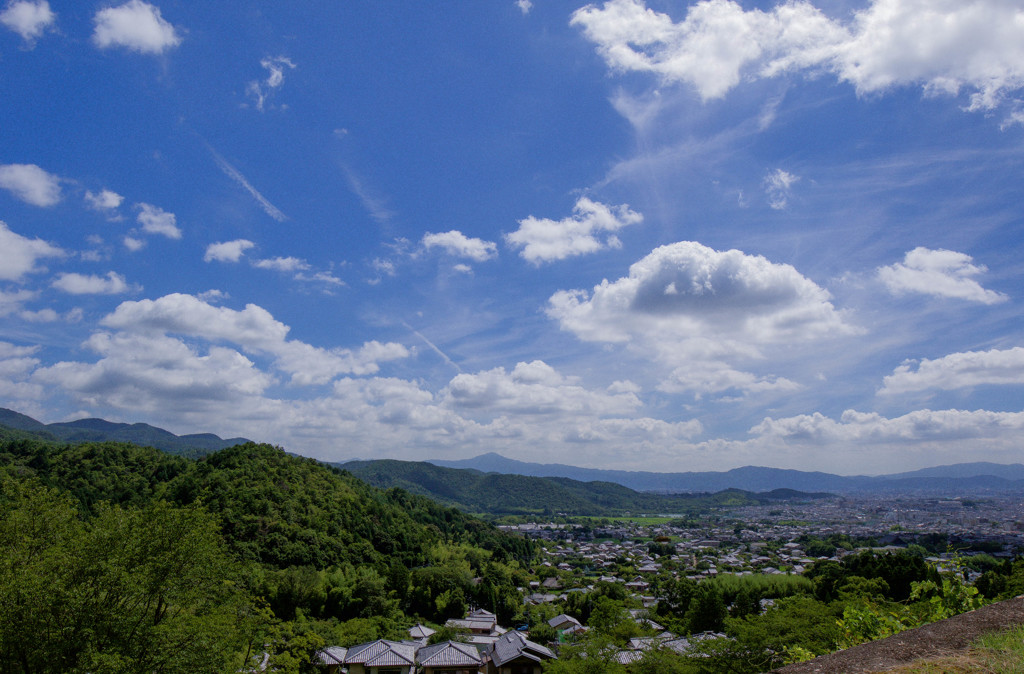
[2, 0, 1023, 474]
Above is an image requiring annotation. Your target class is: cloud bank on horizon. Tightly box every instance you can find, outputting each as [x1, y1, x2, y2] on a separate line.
[0, 0, 1022, 475]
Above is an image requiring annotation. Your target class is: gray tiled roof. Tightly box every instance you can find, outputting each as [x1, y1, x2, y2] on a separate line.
[344, 639, 416, 667]
[315, 646, 347, 665]
[409, 623, 436, 639]
[488, 631, 555, 667]
[417, 641, 483, 668]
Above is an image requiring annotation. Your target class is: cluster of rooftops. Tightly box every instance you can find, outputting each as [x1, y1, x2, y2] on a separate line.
[314, 609, 555, 673]
[312, 607, 727, 672]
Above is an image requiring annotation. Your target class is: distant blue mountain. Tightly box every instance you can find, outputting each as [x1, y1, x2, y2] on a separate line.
[0, 408, 249, 455]
[429, 452, 1024, 494]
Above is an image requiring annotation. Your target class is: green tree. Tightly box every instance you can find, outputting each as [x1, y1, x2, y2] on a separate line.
[0, 480, 247, 673]
[685, 583, 727, 634]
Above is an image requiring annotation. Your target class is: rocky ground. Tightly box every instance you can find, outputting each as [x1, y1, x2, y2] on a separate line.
[775, 596, 1024, 673]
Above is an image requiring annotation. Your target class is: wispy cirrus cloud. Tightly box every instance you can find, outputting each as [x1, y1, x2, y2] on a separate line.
[764, 168, 799, 210]
[208, 147, 288, 223]
[247, 56, 296, 112]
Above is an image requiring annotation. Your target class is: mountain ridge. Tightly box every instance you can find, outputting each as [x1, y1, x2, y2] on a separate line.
[428, 452, 1024, 494]
[340, 458, 833, 516]
[0, 408, 249, 455]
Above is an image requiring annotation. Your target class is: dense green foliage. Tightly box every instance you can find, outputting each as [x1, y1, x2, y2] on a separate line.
[0, 481, 250, 673]
[343, 458, 830, 516]
[0, 434, 535, 672]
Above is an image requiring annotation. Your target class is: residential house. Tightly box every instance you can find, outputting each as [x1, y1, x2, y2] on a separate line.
[446, 608, 498, 635]
[343, 639, 417, 674]
[546, 614, 581, 633]
[485, 631, 555, 674]
[409, 624, 436, 644]
[417, 640, 485, 674]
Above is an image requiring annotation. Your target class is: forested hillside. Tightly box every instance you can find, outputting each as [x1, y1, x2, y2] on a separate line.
[342, 458, 831, 516]
[0, 431, 533, 672]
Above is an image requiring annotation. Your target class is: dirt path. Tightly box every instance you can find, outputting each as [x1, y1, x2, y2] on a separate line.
[775, 596, 1024, 673]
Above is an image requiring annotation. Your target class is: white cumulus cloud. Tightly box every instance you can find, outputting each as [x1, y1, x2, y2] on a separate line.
[204, 239, 255, 263]
[880, 347, 1024, 395]
[878, 247, 1006, 304]
[0, 221, 63, 281]
[135, 203, 181, 239]
[52, 271, 134, 295]
[505, 197, 643, 264]
[422, 230, 497, 262]
[253, 256, 309, 273]
[85, 189, 124, 211]
[0, 0, 55, 43]
[92, 0, 181, 54]
[0, 163, 61, 207]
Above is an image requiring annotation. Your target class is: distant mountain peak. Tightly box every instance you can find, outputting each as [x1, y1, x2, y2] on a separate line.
[0, 408, 250, 456]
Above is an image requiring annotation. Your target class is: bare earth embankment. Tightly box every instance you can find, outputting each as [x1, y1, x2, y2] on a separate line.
[776, 596, 1024, 673]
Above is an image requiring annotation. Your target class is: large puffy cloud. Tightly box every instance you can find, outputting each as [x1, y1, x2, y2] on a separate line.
[33, 332, 274, 412]
[0, 1, 55, 43]
[572, 0, 1024, 112]
[547, 241, 853, 396]
[880, 347, 1024, 395]
[100, 293, 410, 385]
[506, 197, 643, 264]
[92, 0, 181, 54]
[0, 221, 64, 281]
[421, 230, 497, 262]
[877, 247, 1006, 304]
[0, 164, 61, 207]
[548, 241, 848, 344]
